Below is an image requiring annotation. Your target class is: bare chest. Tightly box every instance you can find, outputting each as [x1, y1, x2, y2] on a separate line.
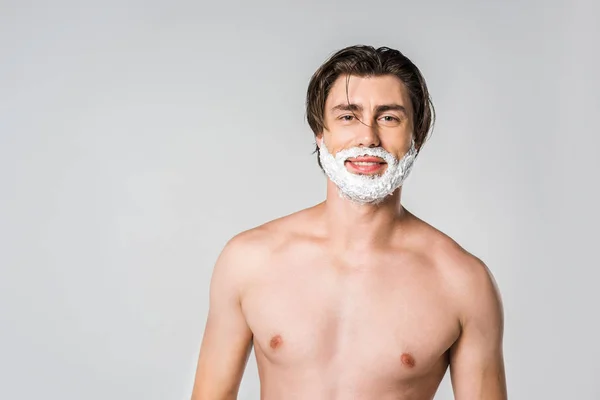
[242, 256, 459, 381]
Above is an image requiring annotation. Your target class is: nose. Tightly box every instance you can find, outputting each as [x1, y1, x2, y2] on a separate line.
[357, 121, 381, 148]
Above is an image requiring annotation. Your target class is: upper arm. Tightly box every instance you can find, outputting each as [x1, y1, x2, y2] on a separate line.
[190, 234, 257, 400]
[449, 257, 507, 400]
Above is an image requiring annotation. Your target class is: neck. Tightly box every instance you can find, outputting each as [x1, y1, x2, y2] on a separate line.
[320, 179, 406, 252]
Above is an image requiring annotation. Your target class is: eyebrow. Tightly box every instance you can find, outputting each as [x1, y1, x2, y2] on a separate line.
[331, 103, 363, 113]
[330, 103, 407, 116]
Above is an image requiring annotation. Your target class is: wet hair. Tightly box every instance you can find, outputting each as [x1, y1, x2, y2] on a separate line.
[306, 45, 435, 169]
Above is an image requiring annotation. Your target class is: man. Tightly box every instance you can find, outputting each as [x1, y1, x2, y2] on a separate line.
[191, 45, 507, 400]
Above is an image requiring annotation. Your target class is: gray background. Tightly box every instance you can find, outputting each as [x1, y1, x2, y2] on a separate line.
[1, 0, 599, 399]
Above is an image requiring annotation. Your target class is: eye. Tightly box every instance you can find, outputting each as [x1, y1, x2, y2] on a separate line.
[339, 115, 355, 121]
[380, 115, 399, 122]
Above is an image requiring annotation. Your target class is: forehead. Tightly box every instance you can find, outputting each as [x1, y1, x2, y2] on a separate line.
[325, 74, 413, 112]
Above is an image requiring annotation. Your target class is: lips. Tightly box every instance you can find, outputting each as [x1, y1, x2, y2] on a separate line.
[344, 157, 387, 174]
[346, 156, 386, 163]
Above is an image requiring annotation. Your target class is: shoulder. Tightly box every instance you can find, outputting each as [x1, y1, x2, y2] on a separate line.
[440, 243, 503, 327]
[226, 204, 321, 254]
[406, 213, 503, 325]
[214, 205, 323, 283]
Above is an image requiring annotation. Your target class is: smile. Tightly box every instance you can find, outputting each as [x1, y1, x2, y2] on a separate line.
[345, 160, 387, 174]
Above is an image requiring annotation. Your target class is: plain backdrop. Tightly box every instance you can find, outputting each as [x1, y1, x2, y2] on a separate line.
[1, 0, 599, 399]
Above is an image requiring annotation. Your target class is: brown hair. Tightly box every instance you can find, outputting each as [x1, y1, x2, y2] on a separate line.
[306, 45, 435, 168]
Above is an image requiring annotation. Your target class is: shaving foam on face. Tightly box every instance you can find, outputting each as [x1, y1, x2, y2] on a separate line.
[319, 138, 418, 205]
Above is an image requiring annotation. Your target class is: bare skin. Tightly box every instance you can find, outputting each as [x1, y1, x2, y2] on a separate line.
[191, 75, 507, 400]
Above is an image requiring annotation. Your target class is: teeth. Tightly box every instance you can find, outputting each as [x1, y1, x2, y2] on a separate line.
[352, 161, 379, 166]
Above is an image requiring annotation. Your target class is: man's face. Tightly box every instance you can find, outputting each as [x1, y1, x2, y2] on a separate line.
[318, 74, 414, 176]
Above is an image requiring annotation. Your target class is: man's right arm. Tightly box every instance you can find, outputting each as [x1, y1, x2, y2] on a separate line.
[190, 235, 255, 400]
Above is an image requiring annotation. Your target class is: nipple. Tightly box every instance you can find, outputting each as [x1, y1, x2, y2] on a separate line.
[269, 334, 283, 349]
[400, 353, 416, 368]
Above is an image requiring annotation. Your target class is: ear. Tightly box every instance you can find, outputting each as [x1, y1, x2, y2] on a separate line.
[315, 134, 323, 148]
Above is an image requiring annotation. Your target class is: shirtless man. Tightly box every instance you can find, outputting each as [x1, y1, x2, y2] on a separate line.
[191, 45, 507, 400]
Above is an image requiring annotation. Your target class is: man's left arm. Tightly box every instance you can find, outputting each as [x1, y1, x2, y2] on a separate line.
[449, 258, 507, 400]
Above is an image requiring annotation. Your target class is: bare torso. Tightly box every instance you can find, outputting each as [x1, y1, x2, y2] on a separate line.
[239, 205, 466, 399]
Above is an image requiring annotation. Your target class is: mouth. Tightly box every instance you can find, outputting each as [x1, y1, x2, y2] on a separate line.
[344, 157, 387, 175]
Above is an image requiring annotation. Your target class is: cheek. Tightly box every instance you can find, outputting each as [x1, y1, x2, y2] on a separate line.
[381, 137, 413, 156]
[325, 132, 358, 152]
[321, 134, 342, 154]
[326, 123, 360, 141]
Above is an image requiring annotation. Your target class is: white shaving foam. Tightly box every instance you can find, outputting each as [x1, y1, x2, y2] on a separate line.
[319, 138, 418, 205]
